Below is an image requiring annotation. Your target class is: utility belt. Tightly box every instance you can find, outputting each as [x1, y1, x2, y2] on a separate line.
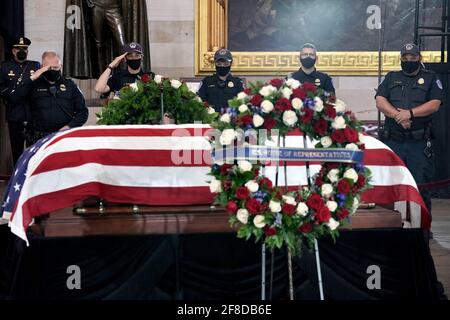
[379, 124, 432, 142]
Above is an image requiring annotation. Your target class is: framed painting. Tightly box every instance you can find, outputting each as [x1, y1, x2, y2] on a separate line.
[195, 0, 444, 76]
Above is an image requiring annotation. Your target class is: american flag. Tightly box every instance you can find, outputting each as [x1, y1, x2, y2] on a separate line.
[1, 124, 429, 246]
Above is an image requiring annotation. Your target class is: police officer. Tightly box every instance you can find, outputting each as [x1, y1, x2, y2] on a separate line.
[0, 37, 40, 164]
[197, 48, 244, 112]
[9, 50, 88, 144]
[94, 42, 154, 95]
[288, 43, 335, 94]
[375, 43, 443, 212]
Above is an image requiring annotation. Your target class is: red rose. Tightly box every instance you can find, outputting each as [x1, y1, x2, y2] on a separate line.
[325, 106, 336, 119]
[270, 78, 284, 89]
[306, 193, 324, 211]
[331, 130, 346, 144]
[263, 117, 277, 130]
[250, 94, 263, 106]
[246, 198, 261, 214]
[220, 164, 233, 175]
[315, 176, 324, 187]
[226, 201, 238, 215]
[140, 73, 151, 83]
[282, 203, 296, 216]
[237, 115, 253, 126]
[298, 223, 313, 233]
[264, 225, 277, 236]
[300, 108, 314, 124]
[275, 191, 283, 201]
[313, 119, 328, 136]
[244, 88, 251, 94]
[259, 177, 273, 189]
[302, 82, 317, 92]
[223, 180, 232, 190]
[336, 208, 350, 220]
[344, 127, 359, 143]
[236, 187, 250, 200]
[356, 175, 366, 188]
[337, 179, 351, 194]
[274, 98, 292, 112]
[292, 88, 307, 99]
[316, 206, 331, 223]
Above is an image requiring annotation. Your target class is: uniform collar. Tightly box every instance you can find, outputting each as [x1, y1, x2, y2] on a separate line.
[11, 59, 28, 67]
[214, 73, 232, 82]
[299, 67, 317, 77]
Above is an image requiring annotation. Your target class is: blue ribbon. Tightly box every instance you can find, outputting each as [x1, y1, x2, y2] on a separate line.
[212, 146, 363, 163]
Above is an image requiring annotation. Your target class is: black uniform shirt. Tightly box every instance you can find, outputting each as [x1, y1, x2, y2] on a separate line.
[197, 74, 244, 112]
[376, 68, 443, 131]
[9, 76, 88, 132]
[0, 59, 40, 121]
[290, 68, 335, 94]
[107, 69, 155, 93]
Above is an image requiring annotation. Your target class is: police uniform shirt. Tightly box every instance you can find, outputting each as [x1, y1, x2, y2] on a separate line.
[0, 59, 40, 121]
[376, 68, 443, 131]
[290, 68, 335, 94]
[9, 76, 88, 132]
[197, 74, 244, 112]
[107, 69, 155, 92]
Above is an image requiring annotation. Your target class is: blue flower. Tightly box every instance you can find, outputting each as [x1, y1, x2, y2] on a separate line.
[336, 193, 346, 201]
[355, 163, 365, 172]
[274, 213, 283, 226]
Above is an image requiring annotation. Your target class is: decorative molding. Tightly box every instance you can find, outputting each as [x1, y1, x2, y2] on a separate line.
[195, 0, 444, 76]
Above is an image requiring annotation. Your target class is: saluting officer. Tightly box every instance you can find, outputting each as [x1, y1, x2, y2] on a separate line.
[197, 48, 244, 112]
[375, 43, 443, 212]
[9, 50, 88, 144]
[288, 43, 335, 94]
[0, 37, 40, 164]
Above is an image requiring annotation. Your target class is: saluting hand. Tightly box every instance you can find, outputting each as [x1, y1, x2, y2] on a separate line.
[108, 53, 127, 69]
[30, 65, 50, 81]
[394, 109, 411, 124]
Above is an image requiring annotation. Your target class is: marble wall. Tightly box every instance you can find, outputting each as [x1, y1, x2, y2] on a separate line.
[24, 0, 381, 122]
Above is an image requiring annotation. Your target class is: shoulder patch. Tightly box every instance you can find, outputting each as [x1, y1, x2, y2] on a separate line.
[436, 79, 443, 90]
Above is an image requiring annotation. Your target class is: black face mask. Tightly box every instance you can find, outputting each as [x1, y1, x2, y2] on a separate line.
[126, 59, 141, 70]
[16, 49, 27, 61]
[300, 57, 316, 69]
[43, 70, 61, 82]
[401, 60, 420, 74]
[216, 65, 231, 77]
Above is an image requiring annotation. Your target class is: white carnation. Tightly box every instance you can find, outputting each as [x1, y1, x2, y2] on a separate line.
[281, 87, 293, 99]
[282, 195, 297, 206]
[261, 100, 274, 113]
[343, 168, 358, 183]
[333, 99, 346, 113]
[237, 92, 248, 100]
[296, 202, 309, 216]
[219, 128, 236, 145]
[129, 82, 138, 92]
[327, 217, 340, 230]
[237, 209, 249, 224]
[237, 160, 252, 173]
[291, 98, 303, 110]
[253, 114, 264, 127]
[331, 116, 347, 129]
[345, 143, 359, 151]
[282, 110, 298, 127]
[351, 197, 360, 213]
[245, 180, 259, 193]
[220, 113, 231, 123]
[320, 136, 332, 148]
[314, 97, 324, 112]
[327, 169, 340, 183]
[269, 200, 282, 213]
[154, 74, 163, 84]
[207, 107, 216, 114]
[286, 78, 301, 89]
[170, 79, 182, 89]
[209, 177, 222, 193]
[238, 104, 248, 113]
[253, 215, 266, 228]
[326, 200, 338, 212]
[259, 85, 277, 97]
[321, 183, 334, 198]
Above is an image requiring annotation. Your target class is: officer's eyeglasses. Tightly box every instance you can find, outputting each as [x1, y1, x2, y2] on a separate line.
[300, 53, 316, 58]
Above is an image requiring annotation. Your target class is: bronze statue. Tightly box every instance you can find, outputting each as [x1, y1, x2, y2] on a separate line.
[63, 0, 150, 79]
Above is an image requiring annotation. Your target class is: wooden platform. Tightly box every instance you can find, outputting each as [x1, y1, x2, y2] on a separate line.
[30, 204, 403, 238]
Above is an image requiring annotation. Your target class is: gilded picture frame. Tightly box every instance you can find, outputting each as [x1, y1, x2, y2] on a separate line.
[195, 0, 443, 76]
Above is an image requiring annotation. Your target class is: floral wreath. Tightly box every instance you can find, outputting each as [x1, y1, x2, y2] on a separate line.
[209, 78, 372, 253]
